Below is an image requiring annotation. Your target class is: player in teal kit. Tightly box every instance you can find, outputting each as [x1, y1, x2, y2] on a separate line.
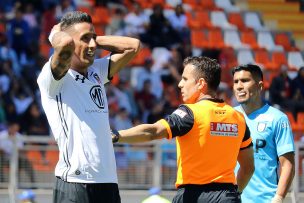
[232, 64, 295, 203]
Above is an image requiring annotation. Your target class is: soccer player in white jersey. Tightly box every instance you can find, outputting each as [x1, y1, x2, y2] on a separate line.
[232, 64, 295, 203]
[37, 11, 140, 203]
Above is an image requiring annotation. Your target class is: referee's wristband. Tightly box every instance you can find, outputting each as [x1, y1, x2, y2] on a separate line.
[111, 129, 120, 143]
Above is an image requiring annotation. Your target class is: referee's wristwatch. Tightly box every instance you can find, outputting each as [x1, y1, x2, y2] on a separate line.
[111, 129, 120, 143]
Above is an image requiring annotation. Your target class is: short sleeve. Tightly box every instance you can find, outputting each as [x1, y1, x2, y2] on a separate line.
[37, 59, 64, 97]
[161, 105, 194, 139]
[240, 124, 253, 150]
[275, 115, 295, 157]
[91, 55, 111, 85]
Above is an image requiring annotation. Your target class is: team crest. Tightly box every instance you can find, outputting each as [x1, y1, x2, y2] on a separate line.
[93, 73, 101, 84]
[90, 85, 104, 109]
[257, 122, 266, 132]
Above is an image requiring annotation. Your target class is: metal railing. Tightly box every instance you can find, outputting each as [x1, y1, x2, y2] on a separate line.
[1, 136, 303, 203]
[0, 136, 177, 202]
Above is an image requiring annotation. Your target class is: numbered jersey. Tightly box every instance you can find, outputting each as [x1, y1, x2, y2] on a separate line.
[37, 56, 118, 183]
[235, 104, 295, 203]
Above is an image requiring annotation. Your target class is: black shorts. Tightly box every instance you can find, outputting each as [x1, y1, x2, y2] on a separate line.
[53, 177, 121, 203]
[172, 183, 241, 203]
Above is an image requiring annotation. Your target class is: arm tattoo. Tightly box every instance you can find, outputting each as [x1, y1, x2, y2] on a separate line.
[59, 50, 72, 60]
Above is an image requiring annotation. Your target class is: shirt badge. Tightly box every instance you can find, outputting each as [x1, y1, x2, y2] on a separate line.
[257, 122, 267, 132]
[173, 109, 187, 118]
[93, 73, 101, 84]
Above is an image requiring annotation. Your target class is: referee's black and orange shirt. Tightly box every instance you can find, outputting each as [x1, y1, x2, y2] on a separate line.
[159, 98, 252, 188]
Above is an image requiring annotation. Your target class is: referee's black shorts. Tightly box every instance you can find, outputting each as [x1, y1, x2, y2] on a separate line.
[172, 183, 241, 203]
[53, 177, 121, 203]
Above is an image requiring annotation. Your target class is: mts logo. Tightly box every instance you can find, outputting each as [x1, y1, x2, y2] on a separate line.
[210, 122, 238, 132]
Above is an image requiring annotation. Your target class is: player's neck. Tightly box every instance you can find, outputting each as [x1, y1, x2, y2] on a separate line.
[241, 99, 264, 115]
[71, 67, 88, 78]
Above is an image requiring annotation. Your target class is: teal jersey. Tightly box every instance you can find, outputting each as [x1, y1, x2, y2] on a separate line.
[235, 104, 295, 203]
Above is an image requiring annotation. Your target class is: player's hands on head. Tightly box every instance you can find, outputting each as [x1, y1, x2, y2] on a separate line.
[49, 23, 75, 80]
[49, 23, 75, 56]
[48, 23, 61, 45]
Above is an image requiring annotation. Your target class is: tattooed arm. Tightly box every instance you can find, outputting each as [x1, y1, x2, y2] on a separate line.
[49, 24, 75, 80]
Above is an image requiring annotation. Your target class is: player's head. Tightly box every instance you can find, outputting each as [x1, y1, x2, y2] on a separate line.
[232, 64, 264, 105]
[60, 11, 92, 30]
[178, 56, 221, 104]
[60, 11, 97, 69]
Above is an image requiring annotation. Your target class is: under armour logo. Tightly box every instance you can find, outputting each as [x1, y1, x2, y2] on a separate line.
[75, 75, 85, 83]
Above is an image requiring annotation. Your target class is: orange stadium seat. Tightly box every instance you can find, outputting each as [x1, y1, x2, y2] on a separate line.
[240, 29, 259, 49]
[199, 0, 219, 11]
[219, 47, 237, 86]
[129, 46, 152, 66]
[78, 6, 93, 15]
[39, 42, 51, 59]
[151, 0, 166, 5]
[191, 29, 209, 49]
[26, 150, 54, 172]
[186, 10, 213, 29]
[270, 51, 288, 70]
[92, 7, 110, 25]
[208, 28, 226, 49]
[0, 23, 5, 33]
[274, 32, 298, 51]
[183, 0, 199, 9]
[196, 10, 213, 28]
[296, 112, 304, 132]
[254, 48, 276, 71]
[228, 12, 247, 31]
[135, 0, 151, 8]
[94, 25, 105, 36]
[285, 111, 298, 132]
[185, 12, 201, 29]
[45, 150, 59, 166]
[263, 71, 278, 90]
[286, 111, 304, 140]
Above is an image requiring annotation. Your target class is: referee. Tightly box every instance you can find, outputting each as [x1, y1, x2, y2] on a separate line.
[113, 56, 255, 203]
[37, 11, 140, 203]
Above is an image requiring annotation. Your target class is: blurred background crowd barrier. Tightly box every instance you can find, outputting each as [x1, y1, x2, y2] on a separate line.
[0, 136, 304, 203]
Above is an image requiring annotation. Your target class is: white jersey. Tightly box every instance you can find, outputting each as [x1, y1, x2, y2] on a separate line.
[37, 56, 118, 183]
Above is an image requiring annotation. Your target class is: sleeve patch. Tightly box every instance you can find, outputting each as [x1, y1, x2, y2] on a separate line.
[173, 109, 188, 118]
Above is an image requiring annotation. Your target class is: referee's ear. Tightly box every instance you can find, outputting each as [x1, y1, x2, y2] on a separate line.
[197, 78, 208, 93]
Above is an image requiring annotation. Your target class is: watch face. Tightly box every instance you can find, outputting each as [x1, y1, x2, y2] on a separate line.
[111, 129, 120, 143]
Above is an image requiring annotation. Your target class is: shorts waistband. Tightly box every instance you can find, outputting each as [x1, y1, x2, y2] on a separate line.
[56, 176, 118, 186]
[177, 183, 238, 191]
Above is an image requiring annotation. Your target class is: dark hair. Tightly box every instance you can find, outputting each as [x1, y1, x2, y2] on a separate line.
[232, 64, 263, 81]
[60, 11, 92, 30]
[183, 56, 221, 91]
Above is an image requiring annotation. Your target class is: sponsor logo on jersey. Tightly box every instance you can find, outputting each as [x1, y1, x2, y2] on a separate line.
[75, 75, 85, 83]
[173, 109, 187, 118]
[210, 122, 238, 136]
[215, 110, 226, 115]
[90, 85, 105, 109]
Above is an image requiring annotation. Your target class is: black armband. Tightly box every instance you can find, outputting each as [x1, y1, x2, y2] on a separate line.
[111, 129, 120, 143]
